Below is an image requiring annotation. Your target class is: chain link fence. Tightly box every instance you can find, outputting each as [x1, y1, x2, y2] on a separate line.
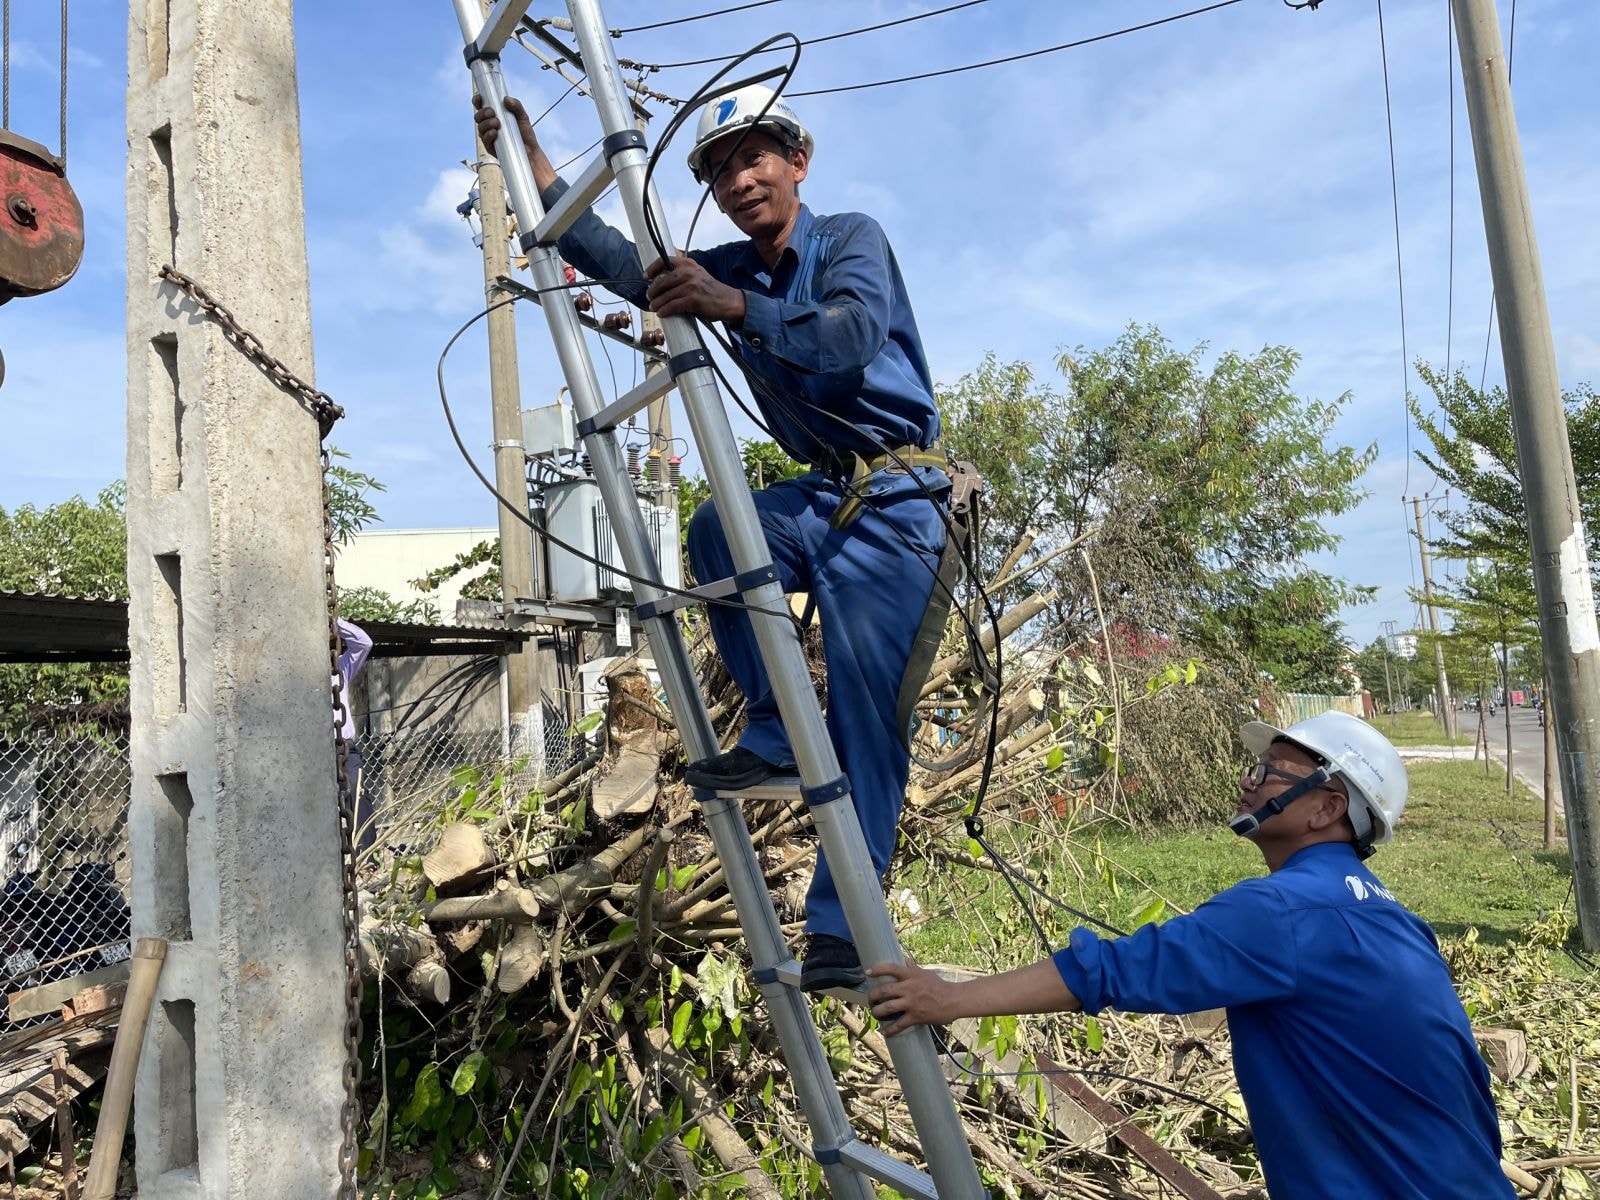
[0, 703, 586, 1021]
[350, 702, 588, 866]
[0, 729, 133, 1021]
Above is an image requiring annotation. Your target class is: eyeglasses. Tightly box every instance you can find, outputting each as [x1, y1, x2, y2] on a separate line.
[1241, 761, 1323, 790]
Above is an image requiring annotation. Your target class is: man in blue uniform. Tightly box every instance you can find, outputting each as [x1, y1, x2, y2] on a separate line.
[867, 712, 1516, 1199]
[475, 87, 949, 991]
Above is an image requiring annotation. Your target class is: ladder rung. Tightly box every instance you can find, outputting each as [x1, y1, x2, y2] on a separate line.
[532, 151, 613, 246]
[709, 774, 804, 802]
[772, 960, 868, 1006]
[474, 0, 534, 56]
[495, 276, 667, 360]
[836, 1141, 940, 1200]
[578, 369, 676, 439]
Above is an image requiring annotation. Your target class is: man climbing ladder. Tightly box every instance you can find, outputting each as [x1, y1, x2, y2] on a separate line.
[477, 85, 952, 992]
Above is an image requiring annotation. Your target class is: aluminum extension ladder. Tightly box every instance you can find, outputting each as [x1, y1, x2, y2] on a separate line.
[451, 2, 986, 1196]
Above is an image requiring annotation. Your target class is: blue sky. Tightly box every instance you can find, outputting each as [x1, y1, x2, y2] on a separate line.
[3, 0, 1596, 650]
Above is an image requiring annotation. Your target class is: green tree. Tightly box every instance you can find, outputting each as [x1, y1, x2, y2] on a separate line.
[675, 438, 809, 557]
[938, 326, 1375, 689]
[1, 451, 393, 731]
[1409, 365, 1600, 570]
[0, 484, 130, 732]
[1408, 364, 1600, 708]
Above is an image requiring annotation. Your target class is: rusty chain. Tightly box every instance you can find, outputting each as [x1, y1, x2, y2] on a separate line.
[159, 264, 362, 1198]
[158, 266, 345, 436]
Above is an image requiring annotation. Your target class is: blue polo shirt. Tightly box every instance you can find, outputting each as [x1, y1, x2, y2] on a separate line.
[539, 179, 939, 469]
[1053, 843, 1513, 1200]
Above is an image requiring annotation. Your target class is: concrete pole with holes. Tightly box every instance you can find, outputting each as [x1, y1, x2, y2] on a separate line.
[476, 0, 545, 766]
[125, 1, 347, 1194]
[1454, 0, 1600, 947]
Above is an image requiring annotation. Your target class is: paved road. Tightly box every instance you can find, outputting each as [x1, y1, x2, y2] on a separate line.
[1474, 706, 1560, 809]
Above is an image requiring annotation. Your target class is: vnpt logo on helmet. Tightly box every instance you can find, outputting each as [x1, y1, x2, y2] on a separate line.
[715, 98, 737, 126]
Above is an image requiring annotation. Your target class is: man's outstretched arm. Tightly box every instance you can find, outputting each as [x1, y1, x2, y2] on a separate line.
[865, 959, 1081, 1038]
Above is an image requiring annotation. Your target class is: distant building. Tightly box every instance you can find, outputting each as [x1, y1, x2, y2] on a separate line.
[1385, 632, 1419, 661]
[335, 527, 498, 621]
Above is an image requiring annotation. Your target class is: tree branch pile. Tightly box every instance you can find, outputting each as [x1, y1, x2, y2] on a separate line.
[353, 532, 1272, 1199]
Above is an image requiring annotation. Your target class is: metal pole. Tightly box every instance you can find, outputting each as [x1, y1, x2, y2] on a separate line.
[1454, 0, 1600, 947]
[1412, 498, 1459, 739]
[475, 7, 544, 757]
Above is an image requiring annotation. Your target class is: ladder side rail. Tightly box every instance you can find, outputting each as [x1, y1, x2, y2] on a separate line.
[697, 793, 880, 1200]
[563, 4, 987, 1194]
[450, 17, 882, 1197]
[454, 4, 675, 658]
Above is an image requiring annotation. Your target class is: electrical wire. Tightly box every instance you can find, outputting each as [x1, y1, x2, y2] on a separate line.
[1376, 0, 1413, 498]
[612, 0, 786, 36]
[788, 0, 1249, 98]
[452, 23, 1252, 1126]
[631, 0, 993, 72]
[632, 32, 1023, 923]
[435, 291, 807, 628]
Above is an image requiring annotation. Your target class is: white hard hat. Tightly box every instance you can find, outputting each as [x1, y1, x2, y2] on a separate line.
[686, 84, 814, 184]
[1239, 711, 1408, 848]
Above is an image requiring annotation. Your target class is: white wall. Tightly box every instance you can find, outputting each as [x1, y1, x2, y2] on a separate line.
[336, 527, 498, 622]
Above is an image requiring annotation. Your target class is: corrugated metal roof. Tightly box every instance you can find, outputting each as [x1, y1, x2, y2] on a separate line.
[0, 591, 526, 664]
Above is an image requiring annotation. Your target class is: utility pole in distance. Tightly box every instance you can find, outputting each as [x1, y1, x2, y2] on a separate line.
[1454, 0, 1600, 947]
[1412, 497, 1459, 740]
[1380, 620, 1399, 715]
[475, 4, 543, 759]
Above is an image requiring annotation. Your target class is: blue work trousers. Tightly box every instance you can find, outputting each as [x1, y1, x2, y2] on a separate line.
[687, 469, 948, 942]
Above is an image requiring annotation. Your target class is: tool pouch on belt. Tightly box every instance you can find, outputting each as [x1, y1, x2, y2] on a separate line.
[896, 459, 984, 749]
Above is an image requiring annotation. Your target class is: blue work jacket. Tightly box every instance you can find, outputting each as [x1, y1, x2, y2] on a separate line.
[539, 179, 939, 469]
[1053, 843, 1514, 1200]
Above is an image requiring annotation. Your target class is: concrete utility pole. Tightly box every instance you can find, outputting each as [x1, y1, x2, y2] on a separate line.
[1380, 619, 1399, 714]
[1454, 0, 1600, 947]
[1412, 498, 1459, 739]
[126, 1, 347, 1193]
[476, 0, 543, 760]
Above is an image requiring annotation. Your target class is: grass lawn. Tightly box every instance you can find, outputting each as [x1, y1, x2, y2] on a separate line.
[1367, 709, 1473, 747]
[902, 759, 1574, 965]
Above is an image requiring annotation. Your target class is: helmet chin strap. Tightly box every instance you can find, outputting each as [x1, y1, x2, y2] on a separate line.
[1229, 768, 1333, 839]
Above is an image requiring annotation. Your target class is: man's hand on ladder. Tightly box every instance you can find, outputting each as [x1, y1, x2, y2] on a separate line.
[473, 95, 558, 192]
[646, 255, 746, 326]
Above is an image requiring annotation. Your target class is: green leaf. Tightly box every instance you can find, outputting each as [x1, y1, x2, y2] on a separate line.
[1045, 745, 1066, 772]
[608, 919, 639, 944]
[671, 1001, 693, 1049]
[451, 1050, 488, 1096]
[1131, 897, 1167, 928]
[573, 710, 605, 735]
[399, 1063, 442, 1127]
[1083, 1015, 1104, 1053]
[673, 864, 697, 890]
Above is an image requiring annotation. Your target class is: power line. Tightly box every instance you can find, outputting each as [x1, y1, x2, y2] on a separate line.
[787, 0, 1248, 98]
[612, 0, 785, 36]
[1376, 0, 1413, 498]
[629, 0, 992, 72]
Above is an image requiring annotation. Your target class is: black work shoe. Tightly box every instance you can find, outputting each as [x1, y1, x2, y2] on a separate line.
[800, 934, 865, 993]
[684, 746, 785, 791]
